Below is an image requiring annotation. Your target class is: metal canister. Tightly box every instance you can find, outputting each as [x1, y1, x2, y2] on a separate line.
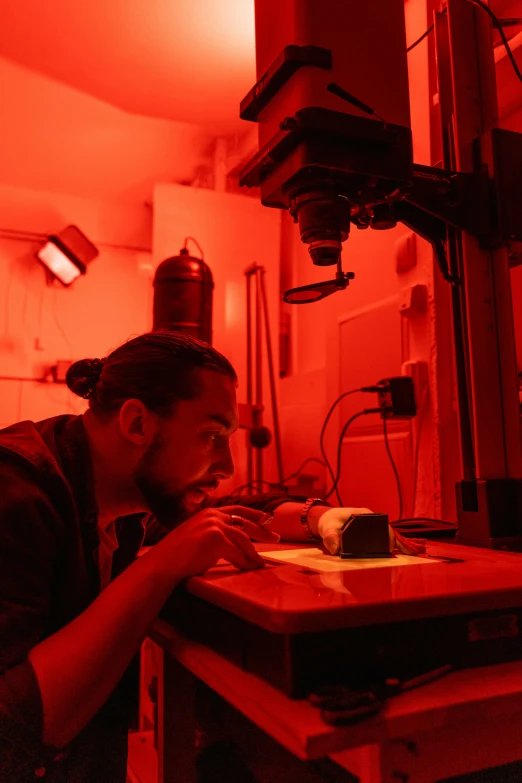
[153, 248, 214, 344]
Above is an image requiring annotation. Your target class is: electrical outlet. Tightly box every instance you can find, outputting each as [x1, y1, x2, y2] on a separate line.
[377, 376, 417, 419]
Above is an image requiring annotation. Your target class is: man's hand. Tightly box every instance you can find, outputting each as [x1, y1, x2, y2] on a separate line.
[389, 527, 426, 556]
[168, 505, 279, 580]
[316, 507, 426, 556]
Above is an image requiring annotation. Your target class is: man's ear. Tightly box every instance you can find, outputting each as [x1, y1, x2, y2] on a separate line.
[118, 399, 158, 446]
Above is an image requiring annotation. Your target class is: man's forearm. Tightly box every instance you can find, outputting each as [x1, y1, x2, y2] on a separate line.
[271, 502, 327, 541]
[28, 536, 181, 749]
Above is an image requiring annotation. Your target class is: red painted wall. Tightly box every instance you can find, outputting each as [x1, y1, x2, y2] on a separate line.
[0, 55, 211, 427]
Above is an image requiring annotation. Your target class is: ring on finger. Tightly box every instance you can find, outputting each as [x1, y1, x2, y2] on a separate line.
[229, 514, 244, 530]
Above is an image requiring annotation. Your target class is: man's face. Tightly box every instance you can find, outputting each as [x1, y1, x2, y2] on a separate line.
[134, 369, 238, 526]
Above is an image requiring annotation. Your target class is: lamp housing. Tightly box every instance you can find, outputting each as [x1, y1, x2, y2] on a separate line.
[37, 225, 98, 286]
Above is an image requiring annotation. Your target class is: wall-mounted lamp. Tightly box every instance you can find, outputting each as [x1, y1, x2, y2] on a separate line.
[37, 225, 99, 286]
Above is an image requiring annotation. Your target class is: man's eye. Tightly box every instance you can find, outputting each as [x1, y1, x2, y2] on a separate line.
[208, 433, 223, 441]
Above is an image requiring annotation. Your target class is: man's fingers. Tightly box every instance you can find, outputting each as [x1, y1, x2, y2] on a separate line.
[389, 528, 427, 555]
[318, 522, 341, 555]
[233, 518, 280, 543]
[217, 537, 264, 571]
[217, 508, 279, 543]
[218, 506, 272, 525]
[221, 524, 266, 567]
[395, 536, 427, 555]
[323, 533, 340, 555]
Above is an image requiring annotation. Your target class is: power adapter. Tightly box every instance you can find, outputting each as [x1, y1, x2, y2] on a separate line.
[376, 376, 416, 419]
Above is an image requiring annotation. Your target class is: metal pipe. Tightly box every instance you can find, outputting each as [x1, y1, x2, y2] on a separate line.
[255, 268, 263, 485]
[259, 267, 284, 484]
[0, 228, 151, 254]
[246, 272, 253, 488]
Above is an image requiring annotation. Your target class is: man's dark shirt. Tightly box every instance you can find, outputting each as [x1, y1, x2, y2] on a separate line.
[0, 415, 148, 782]
[0, 414, 295, 782]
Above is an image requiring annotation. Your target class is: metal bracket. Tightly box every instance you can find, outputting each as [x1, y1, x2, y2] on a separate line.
[406, 164, 491, 239]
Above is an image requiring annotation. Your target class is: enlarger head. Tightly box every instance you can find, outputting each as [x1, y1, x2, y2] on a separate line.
[239, 0, 414, 276]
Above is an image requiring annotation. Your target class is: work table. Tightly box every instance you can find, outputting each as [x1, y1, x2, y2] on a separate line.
[148, 540, 522, 782]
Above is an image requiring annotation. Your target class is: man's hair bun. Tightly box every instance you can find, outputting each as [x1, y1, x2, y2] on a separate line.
[66, 358, 105, 399]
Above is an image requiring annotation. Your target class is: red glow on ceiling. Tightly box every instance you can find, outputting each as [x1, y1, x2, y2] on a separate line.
[0, 0, 256, 132]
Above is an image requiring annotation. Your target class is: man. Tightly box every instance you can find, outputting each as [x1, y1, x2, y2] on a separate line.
[0, 330, 423, 782]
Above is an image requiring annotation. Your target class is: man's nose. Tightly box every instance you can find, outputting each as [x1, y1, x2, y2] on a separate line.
[214, 443, 234, 480]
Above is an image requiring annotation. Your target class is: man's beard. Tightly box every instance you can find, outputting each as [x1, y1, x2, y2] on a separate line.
[134, 434, 190, 530]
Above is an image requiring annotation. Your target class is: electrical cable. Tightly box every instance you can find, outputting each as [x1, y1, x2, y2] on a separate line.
[236, 387, 385, 504]
[324, 408, 382, 506]
[382, 417, 403, 521]
[467, 0, 522, 83]
[184, 236, 205, 260]
[230, 458, 329, 499]
[281, 457, 328, 484]
[393, 516, 457, 526]
[320, 389, 362, 500]
[406, 2, 522, 86]
[500, 19, 522, 29]
[390, 517, 457, 530]
[51, 286, 73, 360]
[320, 386, 383, 504]
[229, 479, 278, 498]
[391, 516, 458, 538]
[407, 23, 435, 52]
